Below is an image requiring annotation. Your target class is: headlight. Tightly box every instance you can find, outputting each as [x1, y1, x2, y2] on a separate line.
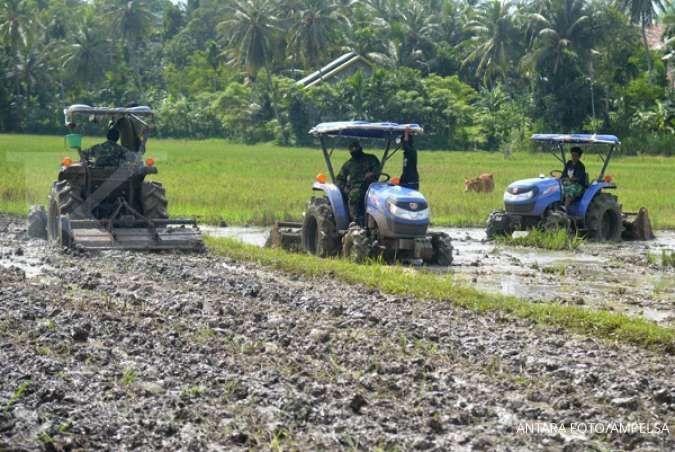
[387, 202, 430, 220]
[504, 190, 535, 202]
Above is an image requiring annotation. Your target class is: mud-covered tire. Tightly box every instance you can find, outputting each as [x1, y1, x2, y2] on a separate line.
[142, 182, 169, 219]
[586, 193, 623, 242]
[430, 232, 453, 266]
[302, 197, 338, 257]
[27, 205, 47, 239]
[52, 180, 85, 218]
[486, 209, 513, 239]
[540, 211, 571, 234]
[47, 184, 76, 247]
[342, 225, 372, 263]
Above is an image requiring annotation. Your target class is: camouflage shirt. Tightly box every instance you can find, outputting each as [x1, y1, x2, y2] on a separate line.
[84, 141, 136, 167]
[335, 152, 380, 192]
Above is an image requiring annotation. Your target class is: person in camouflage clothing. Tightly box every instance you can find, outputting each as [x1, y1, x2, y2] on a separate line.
[82, 128, 135, 167]
[336, 140, 380, 225]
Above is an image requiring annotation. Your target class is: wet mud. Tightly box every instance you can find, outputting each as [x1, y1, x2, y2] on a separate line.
[203, 225, 675, 326]
[1, 216, 673, 450]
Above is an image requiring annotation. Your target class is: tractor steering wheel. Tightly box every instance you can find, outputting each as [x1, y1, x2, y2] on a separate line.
[550, 170, 562, 179]
[378, 172, 391, 182]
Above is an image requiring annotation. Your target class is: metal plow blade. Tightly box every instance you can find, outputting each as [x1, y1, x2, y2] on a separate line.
[68, 219, 203, 250]
[266, 221, 303, 252]
[622, 207, 655, 241]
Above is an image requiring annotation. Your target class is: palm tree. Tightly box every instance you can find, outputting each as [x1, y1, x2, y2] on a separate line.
[0, 0, 29, 53]
[462, 0, 517, 86]
[104, 0, 154, 79]
[62, 18, 110, 90]
[219, 0, 289, 143]
[286, 0, 346, 69]
[526, 0, 592, 74]
[6, 21, 57, 100]
[619, 0, 667, 74]
[386, 0, 439, 70]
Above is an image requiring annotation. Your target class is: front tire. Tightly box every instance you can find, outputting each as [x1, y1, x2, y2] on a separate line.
[486, 209, 513, 240]
[586, 193, 623, 242]
[430, 232, 453, 266]
[540, 210, 571, 234]
[27, 205, 47, 239]
[342, 225, 372, 263]
[302, 197, 338, 257]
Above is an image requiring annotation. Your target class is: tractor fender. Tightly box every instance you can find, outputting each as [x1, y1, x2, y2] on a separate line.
[570, 182, 615, 218]
[312, 182, 349, 230]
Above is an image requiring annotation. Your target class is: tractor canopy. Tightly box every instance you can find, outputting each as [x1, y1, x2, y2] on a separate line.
[531, 133, 620, 145]
[64, 104, 154, 153]
[531, 133, 621, 182]
[309, 121, 424, 183]
[309, 121, 423, 139]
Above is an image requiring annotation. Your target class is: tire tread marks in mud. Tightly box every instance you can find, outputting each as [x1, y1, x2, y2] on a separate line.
[586, 193, 623, 241]
[486, 209, 513, 239]
[142, 182, 169, 219]
[302, 197, 339, 257]
[430, 232, 453, 266]
[342, 225, 372, 263]
[27, 205, 47, 239]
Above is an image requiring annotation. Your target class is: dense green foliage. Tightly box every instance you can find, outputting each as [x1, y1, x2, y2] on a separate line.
[0, 0, 673, 152]
[2, 135, 674, 228]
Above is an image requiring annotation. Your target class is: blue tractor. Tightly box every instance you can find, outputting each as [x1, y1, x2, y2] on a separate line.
[268, 121, 453, 265]
[486, 133, 640, 241]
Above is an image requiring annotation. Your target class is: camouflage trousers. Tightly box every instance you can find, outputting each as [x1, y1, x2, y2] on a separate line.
[347, 187, 367, 225]
[563, 181, 583, 200]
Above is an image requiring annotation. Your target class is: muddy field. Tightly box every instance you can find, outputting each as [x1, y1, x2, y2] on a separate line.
[203, 226, 675, 327]
[1, 216, 674, 450]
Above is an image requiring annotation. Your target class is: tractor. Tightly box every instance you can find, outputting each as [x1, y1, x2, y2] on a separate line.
[27, 104, 202, 250]
[486, 133, 653, 241]
[267, 121, 453, 265]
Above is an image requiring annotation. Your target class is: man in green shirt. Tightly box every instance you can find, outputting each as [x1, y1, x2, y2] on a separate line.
[335, 140, 380, 225]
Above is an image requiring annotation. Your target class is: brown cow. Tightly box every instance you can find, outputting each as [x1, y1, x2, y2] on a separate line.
[464, 173, 495, 193]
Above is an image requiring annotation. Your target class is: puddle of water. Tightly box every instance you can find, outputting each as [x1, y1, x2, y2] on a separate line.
[201, 225, 270, 247]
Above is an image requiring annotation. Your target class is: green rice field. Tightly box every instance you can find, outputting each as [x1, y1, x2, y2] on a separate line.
[1, 134, 674, 228]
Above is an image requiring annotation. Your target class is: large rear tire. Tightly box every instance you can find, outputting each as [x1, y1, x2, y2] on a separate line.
[302, 197, 338, 257]
[430, 232, 453, 266]
[586, 193, 622, 242]
[342, 225, 372, 263]
[27, 205, 47, 239]
[141, 182, 169, 219]
[486, 209, 513, 240]
[47, 183, 76, 247]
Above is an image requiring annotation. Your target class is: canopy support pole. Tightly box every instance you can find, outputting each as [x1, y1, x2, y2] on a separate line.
[320, 136, 336, 183]
[598, 145, 614, 181]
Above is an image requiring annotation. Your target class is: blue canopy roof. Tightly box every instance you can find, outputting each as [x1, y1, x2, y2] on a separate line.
[531, 133, 620, 145]
[309, 121, 424, 138]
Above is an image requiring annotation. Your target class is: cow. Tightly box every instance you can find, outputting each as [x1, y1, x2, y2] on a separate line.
[464, 173, 495, 193]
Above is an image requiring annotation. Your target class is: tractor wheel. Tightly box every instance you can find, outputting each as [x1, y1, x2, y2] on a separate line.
[52, 180, 85, 218]
[47, 183, 76, 247]
[430, 232, 453, 266]
[486, 209, 513, 240]
[586, 193, 623, 242]
[27, 205, 47, 239]
[342, 225, 372, 263]
[142, 182, 169, 219]
[540, 211, 571, 234]
[302, 197, 339, 257]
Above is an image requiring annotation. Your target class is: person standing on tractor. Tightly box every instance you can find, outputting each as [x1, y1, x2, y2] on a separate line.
[336, 140, 380, 225]
[82, 128, 134, 167]
[399, 127, 419, 190]
[561, 146, 587, 208]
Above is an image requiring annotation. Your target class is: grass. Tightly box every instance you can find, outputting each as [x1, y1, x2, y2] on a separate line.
[498, 229, 584, 251]
[3, 380, 30, 416]
[206, 236, 675, 353]
[646, 249, 675, 268]
[1, 133, 674, 228]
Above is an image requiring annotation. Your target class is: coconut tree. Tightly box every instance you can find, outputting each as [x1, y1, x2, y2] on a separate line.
[0, 0, 29, 53]
[619, 0, 667, 74]
[62, 18, 111, 90]
[104, 0, 154, 79]
[219, 0, 289, 143]
[286, 0, 346, 69]
[462, 0, 518, 86]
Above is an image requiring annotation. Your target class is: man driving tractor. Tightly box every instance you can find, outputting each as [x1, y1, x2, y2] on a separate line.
[561, 146, 587, 208]
[335, 139, 380, 225]
[82, 127, 135, 167]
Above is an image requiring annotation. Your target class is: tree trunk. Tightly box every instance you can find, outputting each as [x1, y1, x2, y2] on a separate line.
[641, 19, 653, 76]
[263, 64, 289, 146]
